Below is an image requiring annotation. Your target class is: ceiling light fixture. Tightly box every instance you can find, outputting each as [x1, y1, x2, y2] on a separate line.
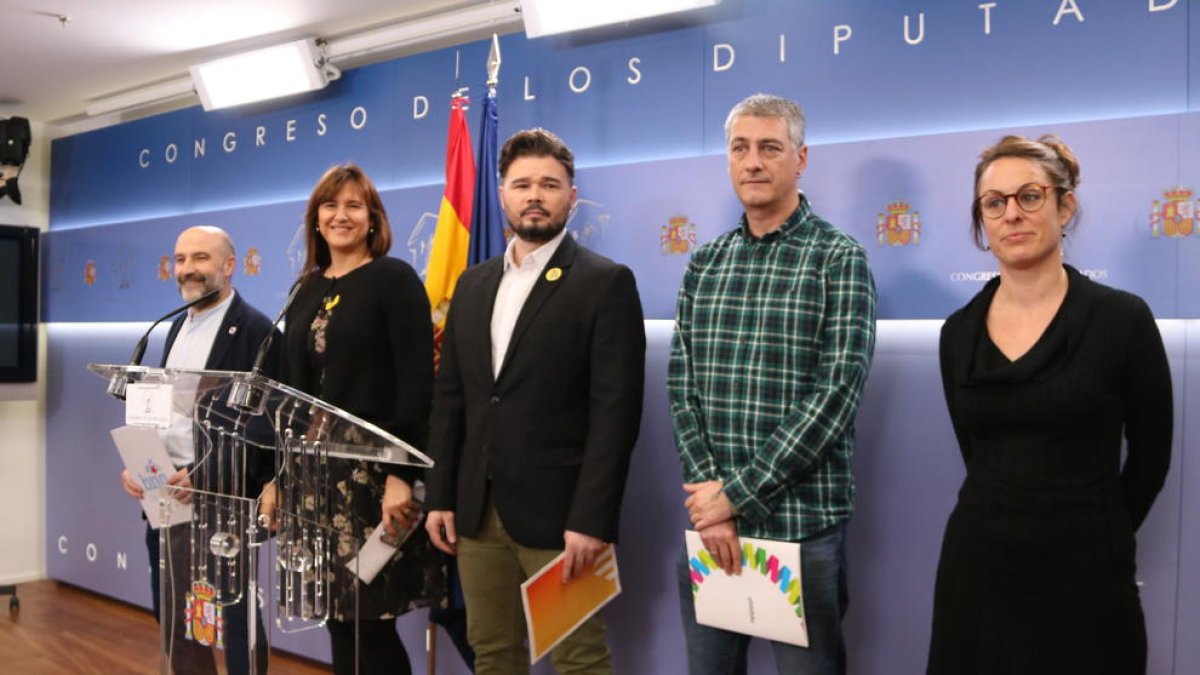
[325, 1, 522, 61]
[520, 0, 722, 38]
[190, 38, 337, 111]
[82, 1, 523, 118]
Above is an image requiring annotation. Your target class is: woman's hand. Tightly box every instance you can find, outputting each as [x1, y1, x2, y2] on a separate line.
[381, 475, 421, 540]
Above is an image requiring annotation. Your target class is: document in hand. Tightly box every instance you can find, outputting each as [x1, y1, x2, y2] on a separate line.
[520, 544, 621, 664]
[684, 530, 808, 647]
[346, 483, 427, 584]
[111, 425, 193, 529]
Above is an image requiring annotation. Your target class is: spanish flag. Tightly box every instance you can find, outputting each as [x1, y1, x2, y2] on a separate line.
[425, 94, 476, 361]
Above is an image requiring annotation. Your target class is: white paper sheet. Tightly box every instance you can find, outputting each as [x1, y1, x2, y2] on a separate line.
[684, 530, 809, 647]
[346, 483, 426, 584]
[111, 425, 193, 529]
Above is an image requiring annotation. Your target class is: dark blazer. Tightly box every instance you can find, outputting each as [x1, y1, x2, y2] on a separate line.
[162, 290, 277, 375]
[425, 235, 646, 549]
[161, 290, 280, 494]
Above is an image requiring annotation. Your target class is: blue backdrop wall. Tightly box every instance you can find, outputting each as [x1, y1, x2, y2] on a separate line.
[44, 2, 1200, 673]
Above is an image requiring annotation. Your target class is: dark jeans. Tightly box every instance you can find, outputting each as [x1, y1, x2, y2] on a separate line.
[677, 522, 849, 675]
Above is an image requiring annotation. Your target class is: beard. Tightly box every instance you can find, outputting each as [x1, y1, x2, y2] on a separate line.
[509, 204, 569, 244]
[510, 219, 566, 244]
[177, 273, 220, 308]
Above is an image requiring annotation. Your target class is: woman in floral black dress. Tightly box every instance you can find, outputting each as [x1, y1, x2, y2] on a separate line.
[271, 163, 444, 675]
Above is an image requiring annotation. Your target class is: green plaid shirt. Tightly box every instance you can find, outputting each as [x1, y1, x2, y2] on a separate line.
[668, 195, 877, 541]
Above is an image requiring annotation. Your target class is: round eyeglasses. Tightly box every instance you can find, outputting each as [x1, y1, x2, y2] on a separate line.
[977, 183, 1058, 219]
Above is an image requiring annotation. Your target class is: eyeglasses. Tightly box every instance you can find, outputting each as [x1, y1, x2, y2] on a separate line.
[977, 183, 1059, 219]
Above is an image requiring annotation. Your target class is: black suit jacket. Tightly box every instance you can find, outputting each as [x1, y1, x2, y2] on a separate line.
[161, 290, 280, 494]
[425, 236, 646, 549]
[162, 291, 276, 375]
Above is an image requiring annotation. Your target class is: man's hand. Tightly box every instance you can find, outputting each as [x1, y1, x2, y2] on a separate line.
[683, 480, 735, 530]
[381, 475, 420, 539]
[698, 520, 742, 576]
[258, 481, 277, 531]
[426, 510, 458, 555]
[120, 469, 144, 499]
[562, 530, 608, 583]
[165, 469, 193, 504]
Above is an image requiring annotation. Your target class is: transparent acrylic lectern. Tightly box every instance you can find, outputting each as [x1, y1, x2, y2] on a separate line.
[90, 364, 433, 675]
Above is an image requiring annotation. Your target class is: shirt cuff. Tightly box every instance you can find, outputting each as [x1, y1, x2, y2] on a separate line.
[722, 474, 769, 524]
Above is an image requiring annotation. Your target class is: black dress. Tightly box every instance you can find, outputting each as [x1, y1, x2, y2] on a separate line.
[928, 265, 1172, 675]
[282, 256, 445, 622]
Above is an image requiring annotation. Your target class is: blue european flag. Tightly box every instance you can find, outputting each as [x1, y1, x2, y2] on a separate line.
[468, 88, 505, 266]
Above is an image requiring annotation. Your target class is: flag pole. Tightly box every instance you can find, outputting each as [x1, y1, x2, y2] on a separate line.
[426, 37, 498, 673]
[487, 33, 501, 91]
[467, 35, 506, 267]
[425, 50, 479, 675]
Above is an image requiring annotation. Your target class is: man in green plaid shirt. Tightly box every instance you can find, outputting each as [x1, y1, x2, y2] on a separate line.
[669, 94, 877, 675]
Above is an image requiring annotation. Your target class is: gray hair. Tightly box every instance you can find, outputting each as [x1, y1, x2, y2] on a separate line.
[724, 94, 806, 148]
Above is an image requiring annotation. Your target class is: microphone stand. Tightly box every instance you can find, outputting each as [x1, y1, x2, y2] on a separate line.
[106, 288, 221, 399]
[227, 272, 311, 415]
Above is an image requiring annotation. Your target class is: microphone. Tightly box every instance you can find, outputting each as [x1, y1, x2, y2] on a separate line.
[227, 271, 311, 414]
[251, 273, 308, 376]
[107, 288, 221, 399]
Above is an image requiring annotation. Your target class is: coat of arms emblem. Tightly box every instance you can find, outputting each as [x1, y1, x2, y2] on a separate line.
[876, 201, 921, 246]
[244, 246, 263, 276]
[185, 579, 224, 648]
[661, 215, 697, 255]
[1150, 187, 1197, 237]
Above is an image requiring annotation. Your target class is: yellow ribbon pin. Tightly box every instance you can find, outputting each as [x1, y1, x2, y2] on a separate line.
[324, 294, 341, 311]
[545, 267, 562, 282]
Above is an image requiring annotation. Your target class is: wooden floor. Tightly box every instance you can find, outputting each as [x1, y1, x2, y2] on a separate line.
[0, 579, 329, 674]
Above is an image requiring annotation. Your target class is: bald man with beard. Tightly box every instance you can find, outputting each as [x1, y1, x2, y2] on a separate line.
[118, 226, 278, 675]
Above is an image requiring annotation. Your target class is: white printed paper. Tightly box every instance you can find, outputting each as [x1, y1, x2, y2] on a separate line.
[125, 382, 174, 429]
[684, 530, 808, 647]
[111, 425, 193, 529]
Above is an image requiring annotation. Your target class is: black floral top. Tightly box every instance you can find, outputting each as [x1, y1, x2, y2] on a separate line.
[284, 258, 445, 621]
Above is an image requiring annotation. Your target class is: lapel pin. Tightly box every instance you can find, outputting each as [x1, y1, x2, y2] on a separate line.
[228, 326, 238, 335]
[545, 267, 562, 282]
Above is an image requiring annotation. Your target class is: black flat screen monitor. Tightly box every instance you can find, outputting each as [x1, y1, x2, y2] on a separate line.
[0, 224, 38, 383]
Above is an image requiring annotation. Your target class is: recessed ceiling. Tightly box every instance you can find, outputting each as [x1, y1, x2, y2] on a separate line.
[0, 0, 513, 125]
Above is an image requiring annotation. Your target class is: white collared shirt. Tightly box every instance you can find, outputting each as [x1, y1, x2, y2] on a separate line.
[491, 228, 568, 379]
[162, 289, 235, 464]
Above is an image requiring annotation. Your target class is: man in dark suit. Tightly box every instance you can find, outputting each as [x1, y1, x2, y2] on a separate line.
[425, 129, 646, 675]
[118, 225, 277, 675]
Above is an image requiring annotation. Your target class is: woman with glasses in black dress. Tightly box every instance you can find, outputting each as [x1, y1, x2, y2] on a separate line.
[928, 135, 1172, 675]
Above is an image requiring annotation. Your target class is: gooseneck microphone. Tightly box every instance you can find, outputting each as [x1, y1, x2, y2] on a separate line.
[130, 288, 221, 366]
[250, 272, 309, 377]
[227, 271, 312, 414]
[107, 287, 221, 399]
